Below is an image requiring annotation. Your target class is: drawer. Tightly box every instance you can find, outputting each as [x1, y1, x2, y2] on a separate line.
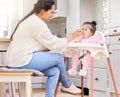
[88, 68, 107, 91]
[92, 90, 108, 97]
[94, 57, 107, 68]
[105, 36, 111, 45]
[68, 76, 88, 88]
[110, 36, 120, 45]
[31, 75, 47, 84]
[32, 76, 43, 84]
[109, 45, 120, 51]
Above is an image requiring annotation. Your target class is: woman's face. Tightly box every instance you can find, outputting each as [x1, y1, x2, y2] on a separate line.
[81, 24, 93, 38]
[38, 5, 55, 23]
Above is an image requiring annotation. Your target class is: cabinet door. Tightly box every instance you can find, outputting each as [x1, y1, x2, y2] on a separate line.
[108, 45, 120, 93]
[88, 68, 107, 91]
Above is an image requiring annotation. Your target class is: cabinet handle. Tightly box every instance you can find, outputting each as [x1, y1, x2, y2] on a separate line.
[109, 52, 112, 54]
[95, 78, 99, 81]
[118, 38, 120, 41]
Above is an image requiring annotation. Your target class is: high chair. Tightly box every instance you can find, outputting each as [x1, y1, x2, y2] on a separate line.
[68, 31, 119, 97]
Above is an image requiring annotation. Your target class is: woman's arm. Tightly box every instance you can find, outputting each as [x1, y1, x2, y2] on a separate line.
[67, 29, 81, 42]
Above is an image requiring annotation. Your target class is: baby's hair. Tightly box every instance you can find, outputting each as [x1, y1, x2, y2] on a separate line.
[83, 21, 97, 35]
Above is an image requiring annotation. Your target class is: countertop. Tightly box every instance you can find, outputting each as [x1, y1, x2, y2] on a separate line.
[105, 31, 120, 37]
[0, 38, 10, 42]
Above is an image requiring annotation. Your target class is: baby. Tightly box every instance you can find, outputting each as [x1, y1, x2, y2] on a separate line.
[68, 21, 104, 77]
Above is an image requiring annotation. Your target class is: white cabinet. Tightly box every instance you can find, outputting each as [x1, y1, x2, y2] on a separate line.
[88, 35, 120, 97]
[107, 36, 120, 97]
[52, 0, 67, 18]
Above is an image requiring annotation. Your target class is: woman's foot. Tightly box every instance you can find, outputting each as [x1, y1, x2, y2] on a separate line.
[61, 83, 81, 95]
[79, 70, 87, 77]
[68, 68, 77, 76]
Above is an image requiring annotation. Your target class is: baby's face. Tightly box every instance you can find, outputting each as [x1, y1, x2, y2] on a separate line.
[81, 24, 93, 38]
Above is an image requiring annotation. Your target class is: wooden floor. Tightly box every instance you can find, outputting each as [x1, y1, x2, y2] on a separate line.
[33, 88, 89, 97]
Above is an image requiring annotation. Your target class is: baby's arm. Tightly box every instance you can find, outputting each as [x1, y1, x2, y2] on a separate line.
[90, 36, 105, 46]
[72, 35, 83, 43]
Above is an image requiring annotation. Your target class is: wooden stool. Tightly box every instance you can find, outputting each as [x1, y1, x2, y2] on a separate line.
[0, 71, 33, 97]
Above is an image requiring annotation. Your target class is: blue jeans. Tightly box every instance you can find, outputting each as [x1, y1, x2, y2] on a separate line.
[13, 51, 70, 97]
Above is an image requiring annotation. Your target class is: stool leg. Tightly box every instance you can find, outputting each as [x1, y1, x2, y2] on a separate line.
[8, 82, 16, 97]
[107, 58, 119, 97]
[18, 78, 32, 97]
[0, 82, 4, 97]
[18, 82, 26, 97]
[89, 57, 94, 97]
[26, 78, 32, 97]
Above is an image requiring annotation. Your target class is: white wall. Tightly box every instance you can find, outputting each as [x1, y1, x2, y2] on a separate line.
[66, 0, 81, 36]
[22, 0, 37, 16]
[66, 0, 97, 36]
[11, 0, 37, 35]
[80, 0, 97, 25]
[109, 0, 120, 27]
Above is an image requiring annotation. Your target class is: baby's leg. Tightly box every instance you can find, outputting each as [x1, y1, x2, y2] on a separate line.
[71, 52, 80, 70]
[68, 50, 80, 76]
[82, 54, 91, 71]
[79, 53, 91, 76]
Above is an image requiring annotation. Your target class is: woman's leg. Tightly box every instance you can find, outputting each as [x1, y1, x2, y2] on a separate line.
[14, 51, 80, 95]
[21, 51, 70, 87]
[42, 66, 60, 97]
[16, 51, 61, 97]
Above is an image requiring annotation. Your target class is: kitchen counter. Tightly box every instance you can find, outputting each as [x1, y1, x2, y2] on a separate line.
[0, 38, 10, 42]
[0, 38, 10, 51]
[105, 31, 120, 37]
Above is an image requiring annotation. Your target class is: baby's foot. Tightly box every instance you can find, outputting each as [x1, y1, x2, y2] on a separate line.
[68, 68, 77, 76]
[79, 70, 87, 77]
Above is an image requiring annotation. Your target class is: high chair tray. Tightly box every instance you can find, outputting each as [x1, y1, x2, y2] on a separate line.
[68, 43, 104, 49]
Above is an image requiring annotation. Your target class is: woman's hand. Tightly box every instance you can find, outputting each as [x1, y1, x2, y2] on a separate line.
[67, 29, 81, 42]
[72, 29, 81, 39]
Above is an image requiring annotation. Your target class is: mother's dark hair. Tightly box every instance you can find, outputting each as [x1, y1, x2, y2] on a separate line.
[11, 0, 55, 40]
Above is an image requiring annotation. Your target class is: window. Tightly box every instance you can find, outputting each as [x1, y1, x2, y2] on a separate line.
[0, 0, 23, 38]
[96, 0, 110, 31]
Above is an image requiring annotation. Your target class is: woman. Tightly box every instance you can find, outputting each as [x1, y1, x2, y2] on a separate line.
[5, 0, 81, 97]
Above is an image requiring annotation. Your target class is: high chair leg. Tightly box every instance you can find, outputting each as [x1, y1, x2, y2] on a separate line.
[81, 76, 84, 97]
[107, 58, 119, 97]
[0, 82, 4, 97]
[89, 57, 94, 97]
[80, 62, 84, 97]
[54, 80, 60, 97]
